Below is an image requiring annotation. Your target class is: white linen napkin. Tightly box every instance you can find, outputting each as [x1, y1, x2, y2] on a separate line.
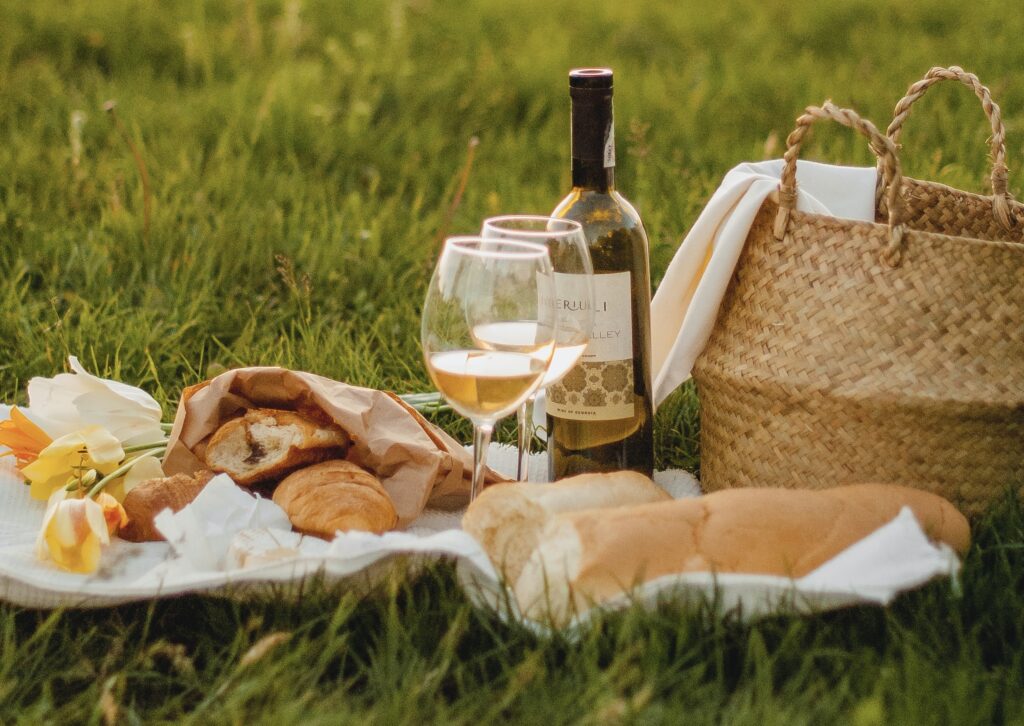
[153, 474, 290, 571]
[650, 159, 878, 405]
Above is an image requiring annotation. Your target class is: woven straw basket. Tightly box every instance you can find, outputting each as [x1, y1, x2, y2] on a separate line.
[693, 69, 1024, 517]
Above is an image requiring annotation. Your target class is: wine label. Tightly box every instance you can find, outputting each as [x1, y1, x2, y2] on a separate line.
[604, 120, 615, 168]
[547, 271, 634, 421]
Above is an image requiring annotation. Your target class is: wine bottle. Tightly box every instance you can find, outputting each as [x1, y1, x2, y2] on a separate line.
[546, 68, 655, 479]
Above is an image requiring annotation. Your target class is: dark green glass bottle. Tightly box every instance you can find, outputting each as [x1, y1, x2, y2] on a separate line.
[546, 68, 655, 479]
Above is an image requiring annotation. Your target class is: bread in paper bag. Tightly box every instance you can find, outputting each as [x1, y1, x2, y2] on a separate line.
[203, 408, 349, 485]
[162, 367, 500, 525]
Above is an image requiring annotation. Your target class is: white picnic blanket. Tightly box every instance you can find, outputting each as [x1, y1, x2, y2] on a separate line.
[0, 401, 959, 625]
[0, 432, 699, 608]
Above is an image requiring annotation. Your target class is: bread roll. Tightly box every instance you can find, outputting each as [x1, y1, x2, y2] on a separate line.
[204, 408, 349, 485]
[462, 471, 670, 584]
[120, 470, 216, 542]
[515, 484, 970, 623]
[272, 460, 397, 538]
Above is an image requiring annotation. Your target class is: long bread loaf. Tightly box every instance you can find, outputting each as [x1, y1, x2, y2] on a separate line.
[514, 484, 970, 623]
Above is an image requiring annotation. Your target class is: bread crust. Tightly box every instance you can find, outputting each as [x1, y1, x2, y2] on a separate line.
[204, 408, 349, 485]
[273, 459, 397, 538]
[120, 470, 216, 542]
[462, 471, 670, 584]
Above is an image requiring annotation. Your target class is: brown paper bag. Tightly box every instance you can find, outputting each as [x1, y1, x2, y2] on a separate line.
[163, 367, 502, 525]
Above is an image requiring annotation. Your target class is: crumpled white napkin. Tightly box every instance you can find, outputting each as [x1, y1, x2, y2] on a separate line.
[797, 507, 960, 603]
[154, 474, 290, 571]
[650, 159, 877, 405]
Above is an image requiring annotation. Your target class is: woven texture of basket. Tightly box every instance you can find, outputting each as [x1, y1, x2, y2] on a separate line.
[693, 91, 1024, 518]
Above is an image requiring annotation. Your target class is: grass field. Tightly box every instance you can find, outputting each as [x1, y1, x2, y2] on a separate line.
[1, 0, 1022, 722]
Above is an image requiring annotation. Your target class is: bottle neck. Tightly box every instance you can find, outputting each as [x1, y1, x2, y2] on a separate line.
[572, 161, 615, 191]
[570, 87, 615, 192]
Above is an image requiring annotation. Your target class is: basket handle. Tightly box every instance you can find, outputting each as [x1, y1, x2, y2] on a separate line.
[882, 66, 1014, 229]
[773, 101, 907, 266]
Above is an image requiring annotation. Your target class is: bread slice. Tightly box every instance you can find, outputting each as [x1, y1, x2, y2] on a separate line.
[514, 483, 971, 624]
[461, 471, 670, 585]
[203, 408, 349, 486]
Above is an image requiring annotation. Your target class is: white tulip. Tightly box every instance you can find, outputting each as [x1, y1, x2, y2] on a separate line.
[25, 356, 164, 445]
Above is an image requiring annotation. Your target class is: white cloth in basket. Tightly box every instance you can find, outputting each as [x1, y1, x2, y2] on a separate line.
[650, 159, 877, 405]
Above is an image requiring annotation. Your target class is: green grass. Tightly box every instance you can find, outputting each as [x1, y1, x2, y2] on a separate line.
[1, 0, 1022, 722]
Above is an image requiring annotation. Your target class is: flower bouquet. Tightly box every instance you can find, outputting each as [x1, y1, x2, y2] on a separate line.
[0, 358, 169, 572]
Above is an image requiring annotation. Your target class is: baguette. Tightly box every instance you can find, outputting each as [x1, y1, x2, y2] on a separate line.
[462, 471, 670, 584]
[514, 484, 970, 623]
[203, 408, 349, 486]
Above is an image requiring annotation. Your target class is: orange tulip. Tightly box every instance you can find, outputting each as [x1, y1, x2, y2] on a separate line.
[96, 492, 129, 536]
[0, 407, 52, 469]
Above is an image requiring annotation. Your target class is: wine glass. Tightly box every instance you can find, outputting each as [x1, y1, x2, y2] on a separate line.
[421, 237, 556, 501]
[480, 216, 594, 481]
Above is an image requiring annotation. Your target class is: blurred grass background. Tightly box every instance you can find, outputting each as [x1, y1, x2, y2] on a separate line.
[0, 0, 1022, 722]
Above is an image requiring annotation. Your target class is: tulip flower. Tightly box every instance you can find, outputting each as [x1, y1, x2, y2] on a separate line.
[35, 490, 109, 573]
[20, 425, 125, 500]
[34, 490, 128, 574]
[0, 407, 52, 469]
[25, 356, 163, 446]
[95, 492, 129, 536]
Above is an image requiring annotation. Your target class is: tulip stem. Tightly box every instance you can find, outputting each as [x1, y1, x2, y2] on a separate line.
[87, 447, 167, 498]
[161, 423, 174, 432]
[122, 440, 169, 453]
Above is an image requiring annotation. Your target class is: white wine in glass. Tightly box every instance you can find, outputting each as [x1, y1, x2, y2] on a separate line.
[427, 349, 547, 419]
[422, 237, 556, 501]
[480, 216, 594, 481]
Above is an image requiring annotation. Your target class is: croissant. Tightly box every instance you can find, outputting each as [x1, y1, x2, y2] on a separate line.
[204, 408, 349, 486]
[120, 470, 216, 542]
[272, 460, 397, 538]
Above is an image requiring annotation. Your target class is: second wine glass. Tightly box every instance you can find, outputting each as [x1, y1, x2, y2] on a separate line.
[480, 216, 594, 481]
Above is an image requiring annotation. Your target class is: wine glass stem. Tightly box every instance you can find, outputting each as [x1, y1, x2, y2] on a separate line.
[516, 396, 534, 482]
[471, 422, 494, 502]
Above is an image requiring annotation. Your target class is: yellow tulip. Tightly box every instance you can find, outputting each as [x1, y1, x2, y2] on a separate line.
[36, 490, 109, 573]
[20, 425, 124, 501]
[34, 490, 129, 573]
